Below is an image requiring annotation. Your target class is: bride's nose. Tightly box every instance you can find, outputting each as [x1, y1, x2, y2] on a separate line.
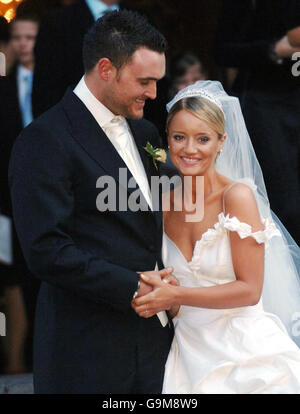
[183, 137, 198, 154]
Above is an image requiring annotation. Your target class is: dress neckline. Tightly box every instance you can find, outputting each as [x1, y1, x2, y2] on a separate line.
[162, 181, 239, 264]
[163, 212, 225, 264]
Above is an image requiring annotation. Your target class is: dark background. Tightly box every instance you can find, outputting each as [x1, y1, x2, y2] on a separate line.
[123, 0, 222, 78]
[1, 0, 222, 78]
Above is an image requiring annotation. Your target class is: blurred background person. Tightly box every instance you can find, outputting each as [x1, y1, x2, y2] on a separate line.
[32, 0, 121, 118]
[0, 10, 40, 374]
[213, 0, 300, 245]
[168, 51, 207, 99]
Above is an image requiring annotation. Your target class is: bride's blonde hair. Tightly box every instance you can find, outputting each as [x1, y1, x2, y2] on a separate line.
[166, 96, 225, 139]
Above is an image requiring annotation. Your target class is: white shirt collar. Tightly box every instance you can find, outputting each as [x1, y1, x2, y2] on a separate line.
[85, 0, 119, 21]
[73, 76, 120, 128]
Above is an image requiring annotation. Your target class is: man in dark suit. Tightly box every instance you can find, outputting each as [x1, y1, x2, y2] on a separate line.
[9, 10, 174, 394]
[32, 0, 121, 117]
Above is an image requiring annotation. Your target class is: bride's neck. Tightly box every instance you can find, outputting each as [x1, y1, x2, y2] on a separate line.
[181, 170, 219, 204]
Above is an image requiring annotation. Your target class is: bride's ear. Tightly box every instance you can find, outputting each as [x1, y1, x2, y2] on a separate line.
[217, 134, 226, 153]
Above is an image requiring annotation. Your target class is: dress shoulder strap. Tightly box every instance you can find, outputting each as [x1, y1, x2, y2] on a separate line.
[222, 182, 238, 214]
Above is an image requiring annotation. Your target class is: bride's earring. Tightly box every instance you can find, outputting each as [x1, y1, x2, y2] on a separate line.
[217, 148, 223, 158]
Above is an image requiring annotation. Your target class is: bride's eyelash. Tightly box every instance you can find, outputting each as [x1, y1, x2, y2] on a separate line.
[199, 137, 209, 143]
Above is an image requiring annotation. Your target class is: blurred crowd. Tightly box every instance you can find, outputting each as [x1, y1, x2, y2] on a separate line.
[0, 0, 299, 375]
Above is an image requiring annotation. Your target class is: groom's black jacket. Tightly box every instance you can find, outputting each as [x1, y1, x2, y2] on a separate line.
[9, 89, 173, 393]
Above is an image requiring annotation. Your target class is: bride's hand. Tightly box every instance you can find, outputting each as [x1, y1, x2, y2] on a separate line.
[136, 269, 179, 287]
[135, 267, 174, 299]
[131, 274, 179, 318]
[161, 272, 180, 287]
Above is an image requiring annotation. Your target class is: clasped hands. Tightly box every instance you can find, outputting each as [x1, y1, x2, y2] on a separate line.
[131, 267, 180, 318]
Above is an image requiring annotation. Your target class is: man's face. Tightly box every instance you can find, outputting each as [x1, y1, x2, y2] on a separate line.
[105, 47, 166, 119]
[10, 20, 39, 68]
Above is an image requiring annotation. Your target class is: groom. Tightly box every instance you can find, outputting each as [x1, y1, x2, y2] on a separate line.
[9, 10, 174, 394]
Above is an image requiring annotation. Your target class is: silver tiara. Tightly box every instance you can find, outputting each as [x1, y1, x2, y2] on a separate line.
[166, 83, 224, 114]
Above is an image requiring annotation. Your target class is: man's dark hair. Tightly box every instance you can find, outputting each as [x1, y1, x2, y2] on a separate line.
[83, 9, 167, 73]
[12, 12, 40, 27]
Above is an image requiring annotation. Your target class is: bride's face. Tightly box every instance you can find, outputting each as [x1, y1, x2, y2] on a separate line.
[168, 109, 224, 176]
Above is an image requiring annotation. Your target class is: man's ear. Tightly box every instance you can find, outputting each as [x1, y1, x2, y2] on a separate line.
[97, 58, 116, 81]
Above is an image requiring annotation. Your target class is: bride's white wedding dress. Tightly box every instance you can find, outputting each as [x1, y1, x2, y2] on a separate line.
[162, 211, 300, 394]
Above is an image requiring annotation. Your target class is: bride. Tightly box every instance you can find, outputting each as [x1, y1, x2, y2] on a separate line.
[131, 81, 300, 394]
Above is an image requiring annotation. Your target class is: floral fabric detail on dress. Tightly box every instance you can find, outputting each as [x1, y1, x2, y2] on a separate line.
[192, 212, 281, 253]
[220, 213, 281, 247]
[187, 213, 282, 278]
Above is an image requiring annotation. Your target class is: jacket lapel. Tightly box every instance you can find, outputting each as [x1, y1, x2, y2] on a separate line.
[126, 119, 152, 188]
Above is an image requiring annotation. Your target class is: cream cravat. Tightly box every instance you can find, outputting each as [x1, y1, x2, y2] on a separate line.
[103, 116, 153, 210]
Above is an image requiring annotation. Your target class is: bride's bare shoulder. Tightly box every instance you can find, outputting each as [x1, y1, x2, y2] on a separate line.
[218, 173, 253, 199]
[223, 182, 263, 231]
[223, 181, 255, 203]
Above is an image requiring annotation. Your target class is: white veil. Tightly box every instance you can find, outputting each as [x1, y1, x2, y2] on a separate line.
[166, 80, 300, 346]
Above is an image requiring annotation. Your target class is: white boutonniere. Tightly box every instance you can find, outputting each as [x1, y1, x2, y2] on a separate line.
[143, 141, 167, 170]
